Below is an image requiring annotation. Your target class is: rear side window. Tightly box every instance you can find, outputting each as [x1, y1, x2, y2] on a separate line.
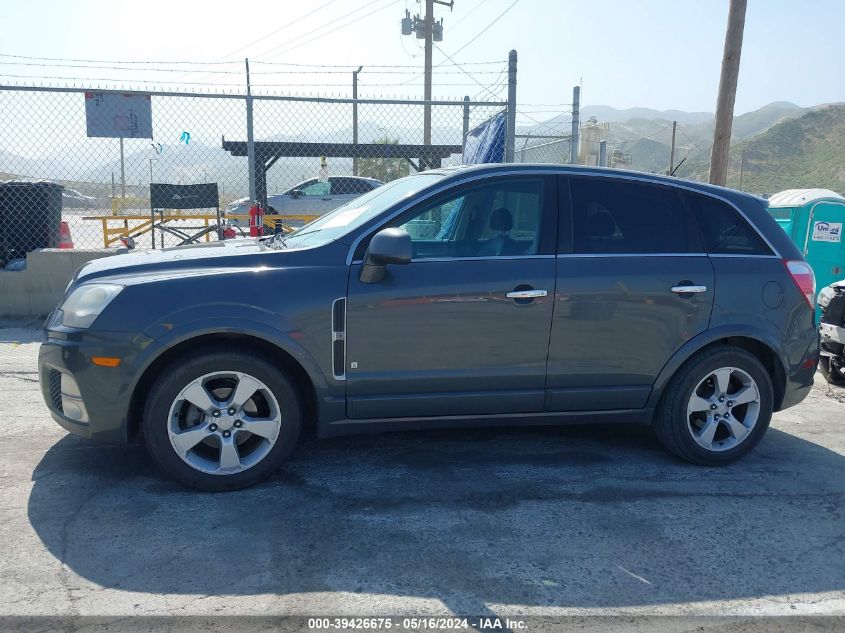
[569, 178, 701, 254]
[333, 178, 373, 195]
[685, 193, 772, 255]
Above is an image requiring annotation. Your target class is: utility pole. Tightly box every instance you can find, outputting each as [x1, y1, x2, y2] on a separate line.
[401, 0, 452, 161]
[599, 140, 607, 167]
[669, 120, 677, 175]
[352, 66, 363, 176]
[709, 0, 747, 186]
[505, 49, 517, 163]
[570, 85, 580, 165]
[119, 137, 126, 200]
[245, 58, 257, 205]
[738, 147, 746, 190]
[423, 0, 433, 148]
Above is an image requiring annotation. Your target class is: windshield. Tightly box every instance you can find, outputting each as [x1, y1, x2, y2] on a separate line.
[274, 173, 444, 249]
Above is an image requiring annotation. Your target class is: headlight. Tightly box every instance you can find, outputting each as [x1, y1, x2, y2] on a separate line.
[60, 283, 123, 328]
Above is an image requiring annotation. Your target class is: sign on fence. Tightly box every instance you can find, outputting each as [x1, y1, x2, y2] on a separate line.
[150, 183, 219, 210]
[85, 92, 153, 139]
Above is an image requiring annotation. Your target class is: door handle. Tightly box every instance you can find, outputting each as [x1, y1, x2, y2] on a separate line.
[506, 289, 548, 299]
[670, 285, 707, 294]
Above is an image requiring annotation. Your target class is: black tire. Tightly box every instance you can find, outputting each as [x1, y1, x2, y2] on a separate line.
[819, 356, 845, 386]
[142, 347, 302, 491]
[653, 346, 774, 466]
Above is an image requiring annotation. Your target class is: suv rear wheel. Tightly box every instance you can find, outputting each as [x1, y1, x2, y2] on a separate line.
[654, 347, 773, 465]
[142, 348, 302, 491]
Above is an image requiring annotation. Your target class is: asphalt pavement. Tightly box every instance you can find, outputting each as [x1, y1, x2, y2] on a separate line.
[0, 319, 843, 627]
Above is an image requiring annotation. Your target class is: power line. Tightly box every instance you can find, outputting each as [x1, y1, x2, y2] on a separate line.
[434, 45, 506, 101]
[255, 0, 398, 61]
[0, 60, 247, 74]
[0, 72, 502, 89]
[251, 60, 507, 68]
[215, 0, 341, 61]
[0, 52, 240, 65]
[449, 0, 520, 57]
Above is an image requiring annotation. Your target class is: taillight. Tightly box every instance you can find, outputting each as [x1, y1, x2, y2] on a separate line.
[785, 260, 816, 309]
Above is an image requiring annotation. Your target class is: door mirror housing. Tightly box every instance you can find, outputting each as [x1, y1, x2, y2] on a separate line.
[360, 228, 412, 283]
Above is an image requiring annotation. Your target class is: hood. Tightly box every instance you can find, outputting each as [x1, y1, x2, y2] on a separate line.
[75, 238, 273, 284]
[827, 279, 845, 290]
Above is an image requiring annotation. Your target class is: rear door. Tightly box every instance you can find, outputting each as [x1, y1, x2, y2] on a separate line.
[331, 177, 376, 209]
[546, 176, 715, 411]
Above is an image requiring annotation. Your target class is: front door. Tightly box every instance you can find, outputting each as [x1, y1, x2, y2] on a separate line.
[345, 175, 558, 420]
[547, 176, 715, 411]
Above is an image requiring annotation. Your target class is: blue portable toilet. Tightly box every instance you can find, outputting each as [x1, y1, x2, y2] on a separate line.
[767, 189, 845, 303]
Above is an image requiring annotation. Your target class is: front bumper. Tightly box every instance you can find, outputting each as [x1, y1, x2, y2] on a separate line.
[38, 316, 164, 444]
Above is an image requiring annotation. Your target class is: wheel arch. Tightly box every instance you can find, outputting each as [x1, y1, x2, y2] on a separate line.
[127, 332, 320, 442]
[648, 328, 787, 412]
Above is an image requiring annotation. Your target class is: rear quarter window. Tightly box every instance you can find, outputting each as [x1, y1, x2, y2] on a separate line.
[685, 193, 773, 256]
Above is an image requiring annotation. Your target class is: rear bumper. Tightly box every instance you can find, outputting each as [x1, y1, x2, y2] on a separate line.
[38, 317, 164, 444]
[779, 329, 820, 411]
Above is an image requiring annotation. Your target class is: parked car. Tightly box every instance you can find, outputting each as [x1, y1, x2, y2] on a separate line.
[224, 176, 383, 228]
[39, 164, 819, 490]
[61, 188, 98, 209]
[818, 278, 845, 384]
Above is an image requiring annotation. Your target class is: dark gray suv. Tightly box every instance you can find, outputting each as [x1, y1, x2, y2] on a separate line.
[39, 165, 820, 490]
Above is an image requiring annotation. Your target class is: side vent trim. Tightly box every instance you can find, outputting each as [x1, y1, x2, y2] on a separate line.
[331, 298, 346, 380]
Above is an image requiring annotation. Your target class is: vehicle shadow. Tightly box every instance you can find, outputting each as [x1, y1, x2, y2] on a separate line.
[27, 423, 845, 611]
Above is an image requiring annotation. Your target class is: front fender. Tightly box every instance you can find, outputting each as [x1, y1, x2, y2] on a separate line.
[141, 312, 331, 395]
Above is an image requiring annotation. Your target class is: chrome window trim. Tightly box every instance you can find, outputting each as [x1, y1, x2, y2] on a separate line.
[555, 253, 781, 259]
[556, 253, 707, 258]
[350, 254, 556, 265]
[708, 253, 781, 259]
[344, 167, 782, 265]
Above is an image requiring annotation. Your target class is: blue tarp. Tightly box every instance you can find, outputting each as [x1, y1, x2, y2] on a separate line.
[462, 111, 506, 165]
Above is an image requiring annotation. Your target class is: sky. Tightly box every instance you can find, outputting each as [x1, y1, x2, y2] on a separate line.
[0, 0, 843, 122]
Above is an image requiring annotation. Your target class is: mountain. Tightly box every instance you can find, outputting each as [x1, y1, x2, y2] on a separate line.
[580, 105, 713, 126]
[668, 104, 845, 194]
[726, 104, 845, 193]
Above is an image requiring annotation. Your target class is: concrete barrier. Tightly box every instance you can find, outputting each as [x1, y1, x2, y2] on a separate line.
[0, 249, 116, 318]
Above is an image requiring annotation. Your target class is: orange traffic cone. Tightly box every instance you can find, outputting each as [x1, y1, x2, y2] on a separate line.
[58, 221, 74, 249]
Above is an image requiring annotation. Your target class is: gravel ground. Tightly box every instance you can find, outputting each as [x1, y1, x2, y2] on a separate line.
[0, 320, 843, 629]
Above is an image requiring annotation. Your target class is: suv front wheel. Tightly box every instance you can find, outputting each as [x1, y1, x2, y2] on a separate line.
[143, 348, 302, 491]
[654, 347, 774, 465]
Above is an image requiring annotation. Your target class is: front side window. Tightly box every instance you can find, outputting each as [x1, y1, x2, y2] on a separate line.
[570, 178, 701, 254]
[299, 180, 331, 197]
[390, 178, 545, 260]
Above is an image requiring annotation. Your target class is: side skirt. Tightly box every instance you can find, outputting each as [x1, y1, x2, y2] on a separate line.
[318, 408, 654, 438]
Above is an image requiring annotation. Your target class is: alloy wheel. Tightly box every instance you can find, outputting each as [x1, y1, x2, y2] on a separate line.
[686, 366, 761, 452]
[167, 371, 282, 475]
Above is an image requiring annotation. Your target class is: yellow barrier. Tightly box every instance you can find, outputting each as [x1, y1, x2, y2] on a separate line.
[84, 213, 321, 248]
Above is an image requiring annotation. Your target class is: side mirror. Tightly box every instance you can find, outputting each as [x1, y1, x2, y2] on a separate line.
[290, 189, 304, 199]
[360, 228, 412, 283]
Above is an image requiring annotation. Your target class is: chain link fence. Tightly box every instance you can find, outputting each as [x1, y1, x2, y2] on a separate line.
[0, 86, 508, 261]
[515, 137, 572, 164]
